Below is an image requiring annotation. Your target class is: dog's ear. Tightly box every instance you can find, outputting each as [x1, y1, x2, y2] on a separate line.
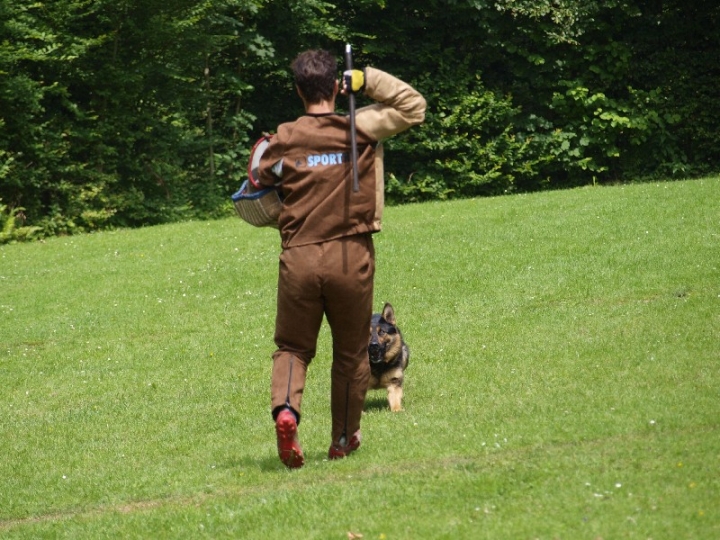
[382, 302, 396, 325]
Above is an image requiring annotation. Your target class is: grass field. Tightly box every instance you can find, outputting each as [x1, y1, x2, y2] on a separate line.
[1, 177, 718, 539]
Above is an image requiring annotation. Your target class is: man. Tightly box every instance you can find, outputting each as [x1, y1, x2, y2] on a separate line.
[258, 49, 425, 468]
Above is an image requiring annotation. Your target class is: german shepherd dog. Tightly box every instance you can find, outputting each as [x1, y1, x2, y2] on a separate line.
[368, 303, 410, 412]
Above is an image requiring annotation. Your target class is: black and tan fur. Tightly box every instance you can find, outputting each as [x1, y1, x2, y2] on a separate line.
[367, 303, 410, 412]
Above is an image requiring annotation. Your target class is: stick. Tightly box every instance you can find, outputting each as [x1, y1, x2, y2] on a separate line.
[345, 43, 360, 192]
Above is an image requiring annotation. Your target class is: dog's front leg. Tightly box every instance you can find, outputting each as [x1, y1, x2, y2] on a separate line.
[387, 384, 403, 412]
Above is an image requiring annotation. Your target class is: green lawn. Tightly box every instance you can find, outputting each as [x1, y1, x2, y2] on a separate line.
[1, 178, 718, 539]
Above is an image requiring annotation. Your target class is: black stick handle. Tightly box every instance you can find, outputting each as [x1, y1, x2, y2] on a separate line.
[345, 44, 360, 192]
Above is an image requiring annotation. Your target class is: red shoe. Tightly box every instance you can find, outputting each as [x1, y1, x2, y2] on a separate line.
[275, 409, 304, 469]
[328, 431, 361, 460]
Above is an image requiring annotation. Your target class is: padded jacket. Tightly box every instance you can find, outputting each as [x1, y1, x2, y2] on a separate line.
[258, 67, 426, 248]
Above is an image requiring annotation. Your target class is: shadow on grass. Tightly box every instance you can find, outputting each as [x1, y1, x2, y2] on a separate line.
[234, 451, 338, 472]
[363, 396, 389, 412]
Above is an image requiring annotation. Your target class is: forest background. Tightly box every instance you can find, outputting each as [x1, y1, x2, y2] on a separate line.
[1, 0, 718, 240]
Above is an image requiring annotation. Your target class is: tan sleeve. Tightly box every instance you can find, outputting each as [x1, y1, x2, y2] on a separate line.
[355, 67, 426, 140]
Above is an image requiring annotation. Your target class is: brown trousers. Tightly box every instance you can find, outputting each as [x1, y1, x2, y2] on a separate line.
[270, 234, 374, 444]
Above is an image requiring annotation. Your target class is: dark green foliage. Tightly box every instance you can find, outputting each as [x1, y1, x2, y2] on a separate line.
[0, 0, 718, 237]
[0, 0, 274, 234]
[0, 199, 41, 244]
[386, 78, 542, 202]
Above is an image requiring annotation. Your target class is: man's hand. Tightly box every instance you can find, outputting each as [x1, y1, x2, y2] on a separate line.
[342, 69, 365, 94]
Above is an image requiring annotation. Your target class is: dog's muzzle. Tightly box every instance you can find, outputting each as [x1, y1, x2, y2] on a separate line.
[368, 342, 383, 363]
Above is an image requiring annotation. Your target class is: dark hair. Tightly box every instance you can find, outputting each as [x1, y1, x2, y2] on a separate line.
[291, 50, 337, 104]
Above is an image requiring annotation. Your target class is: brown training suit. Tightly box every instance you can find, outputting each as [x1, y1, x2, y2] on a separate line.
[259, 67, 426, 444]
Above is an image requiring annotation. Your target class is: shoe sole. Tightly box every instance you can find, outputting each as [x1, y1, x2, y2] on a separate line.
[276, 412, 304, 469]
